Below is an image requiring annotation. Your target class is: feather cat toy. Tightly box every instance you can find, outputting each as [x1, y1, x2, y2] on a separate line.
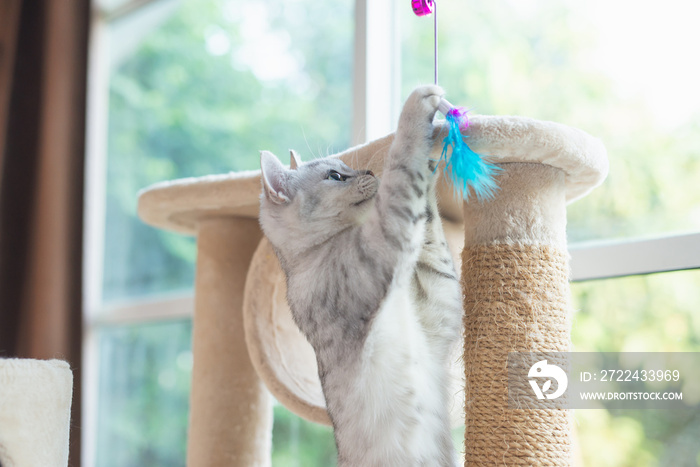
[414, 0, 501, 201]
[437, 98, 501, 201]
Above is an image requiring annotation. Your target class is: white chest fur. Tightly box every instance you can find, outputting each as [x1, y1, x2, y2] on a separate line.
[332, 282, 456, 466]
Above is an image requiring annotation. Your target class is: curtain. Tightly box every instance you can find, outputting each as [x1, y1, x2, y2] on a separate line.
[0, 0, 90, 465]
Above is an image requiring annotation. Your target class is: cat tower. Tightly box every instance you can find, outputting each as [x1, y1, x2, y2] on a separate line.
[138, 115, 607, 466]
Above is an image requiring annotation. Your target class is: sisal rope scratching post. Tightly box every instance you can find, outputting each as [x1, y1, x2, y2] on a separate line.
[462, 164, 572, 465]
[453, 115, 607, 466]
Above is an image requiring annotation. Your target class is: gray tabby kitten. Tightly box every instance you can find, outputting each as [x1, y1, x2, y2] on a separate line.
[259, 85, 462, 466]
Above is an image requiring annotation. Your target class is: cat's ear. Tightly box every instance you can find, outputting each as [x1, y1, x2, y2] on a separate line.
[289, 149, 301, 170]
[260, 151, 291, 204]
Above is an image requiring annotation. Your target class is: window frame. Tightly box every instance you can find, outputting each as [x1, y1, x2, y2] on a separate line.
[81, 0, 700, 464]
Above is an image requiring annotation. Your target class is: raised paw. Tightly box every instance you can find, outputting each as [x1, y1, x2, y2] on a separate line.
[407, 85, 444, 116]
[398, 85, 445, 137]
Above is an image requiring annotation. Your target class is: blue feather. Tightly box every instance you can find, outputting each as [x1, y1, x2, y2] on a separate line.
[439, 109, 501, 201]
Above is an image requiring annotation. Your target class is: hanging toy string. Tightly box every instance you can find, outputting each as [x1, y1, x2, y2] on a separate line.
[412, 0, 501, 201]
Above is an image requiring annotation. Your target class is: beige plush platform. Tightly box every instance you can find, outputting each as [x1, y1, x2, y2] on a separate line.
[138, 116, 607, 232]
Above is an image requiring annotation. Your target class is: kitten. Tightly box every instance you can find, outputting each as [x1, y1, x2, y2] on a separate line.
[259, 85, 462, 466]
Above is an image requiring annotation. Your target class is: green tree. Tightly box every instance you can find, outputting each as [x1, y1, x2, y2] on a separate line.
[104, 0, 353, 301]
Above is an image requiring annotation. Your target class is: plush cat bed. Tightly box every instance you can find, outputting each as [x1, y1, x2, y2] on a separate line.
[243, 215, 467, 427]
[0, 359, 73, 467]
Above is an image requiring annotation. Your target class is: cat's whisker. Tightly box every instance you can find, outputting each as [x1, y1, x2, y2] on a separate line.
[300, 127, 329, 162]
[365, 149, 379, 172]
[300, 125, 315, 161]
[350, 148, 360, 170]
[364, 141, 392, 174]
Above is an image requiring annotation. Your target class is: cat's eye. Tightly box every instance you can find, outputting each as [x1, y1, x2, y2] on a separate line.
[327, 170, 347, 182]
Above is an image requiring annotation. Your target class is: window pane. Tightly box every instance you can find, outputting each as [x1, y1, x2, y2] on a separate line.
[95, 320, 343, 466]
[103, 0, 353, 302]
[571, 270, 700, 466]
[400, 0, 700, 242]
[271, 404, 337, 466]
[95, 320, 192, 467]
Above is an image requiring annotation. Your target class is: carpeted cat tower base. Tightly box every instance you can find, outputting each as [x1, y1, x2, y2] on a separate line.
[138, 115, 606, 466]
[0, 359, 73, 467]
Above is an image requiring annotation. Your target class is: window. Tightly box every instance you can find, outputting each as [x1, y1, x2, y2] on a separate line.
[401, 0, 700, 242]
[399, 1, 700, 465]
[85, 0, 700, 465]
[85, 0, 351, 464]
[570, 271, 700, 466]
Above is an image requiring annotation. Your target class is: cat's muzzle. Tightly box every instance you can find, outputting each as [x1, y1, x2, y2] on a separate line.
[357, 174, 379, 200]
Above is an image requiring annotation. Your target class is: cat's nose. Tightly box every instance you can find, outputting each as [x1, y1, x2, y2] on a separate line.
[364, 170, 374, 176]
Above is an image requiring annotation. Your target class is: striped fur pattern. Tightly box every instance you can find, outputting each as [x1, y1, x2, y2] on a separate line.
[259, 86, 461, 466]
